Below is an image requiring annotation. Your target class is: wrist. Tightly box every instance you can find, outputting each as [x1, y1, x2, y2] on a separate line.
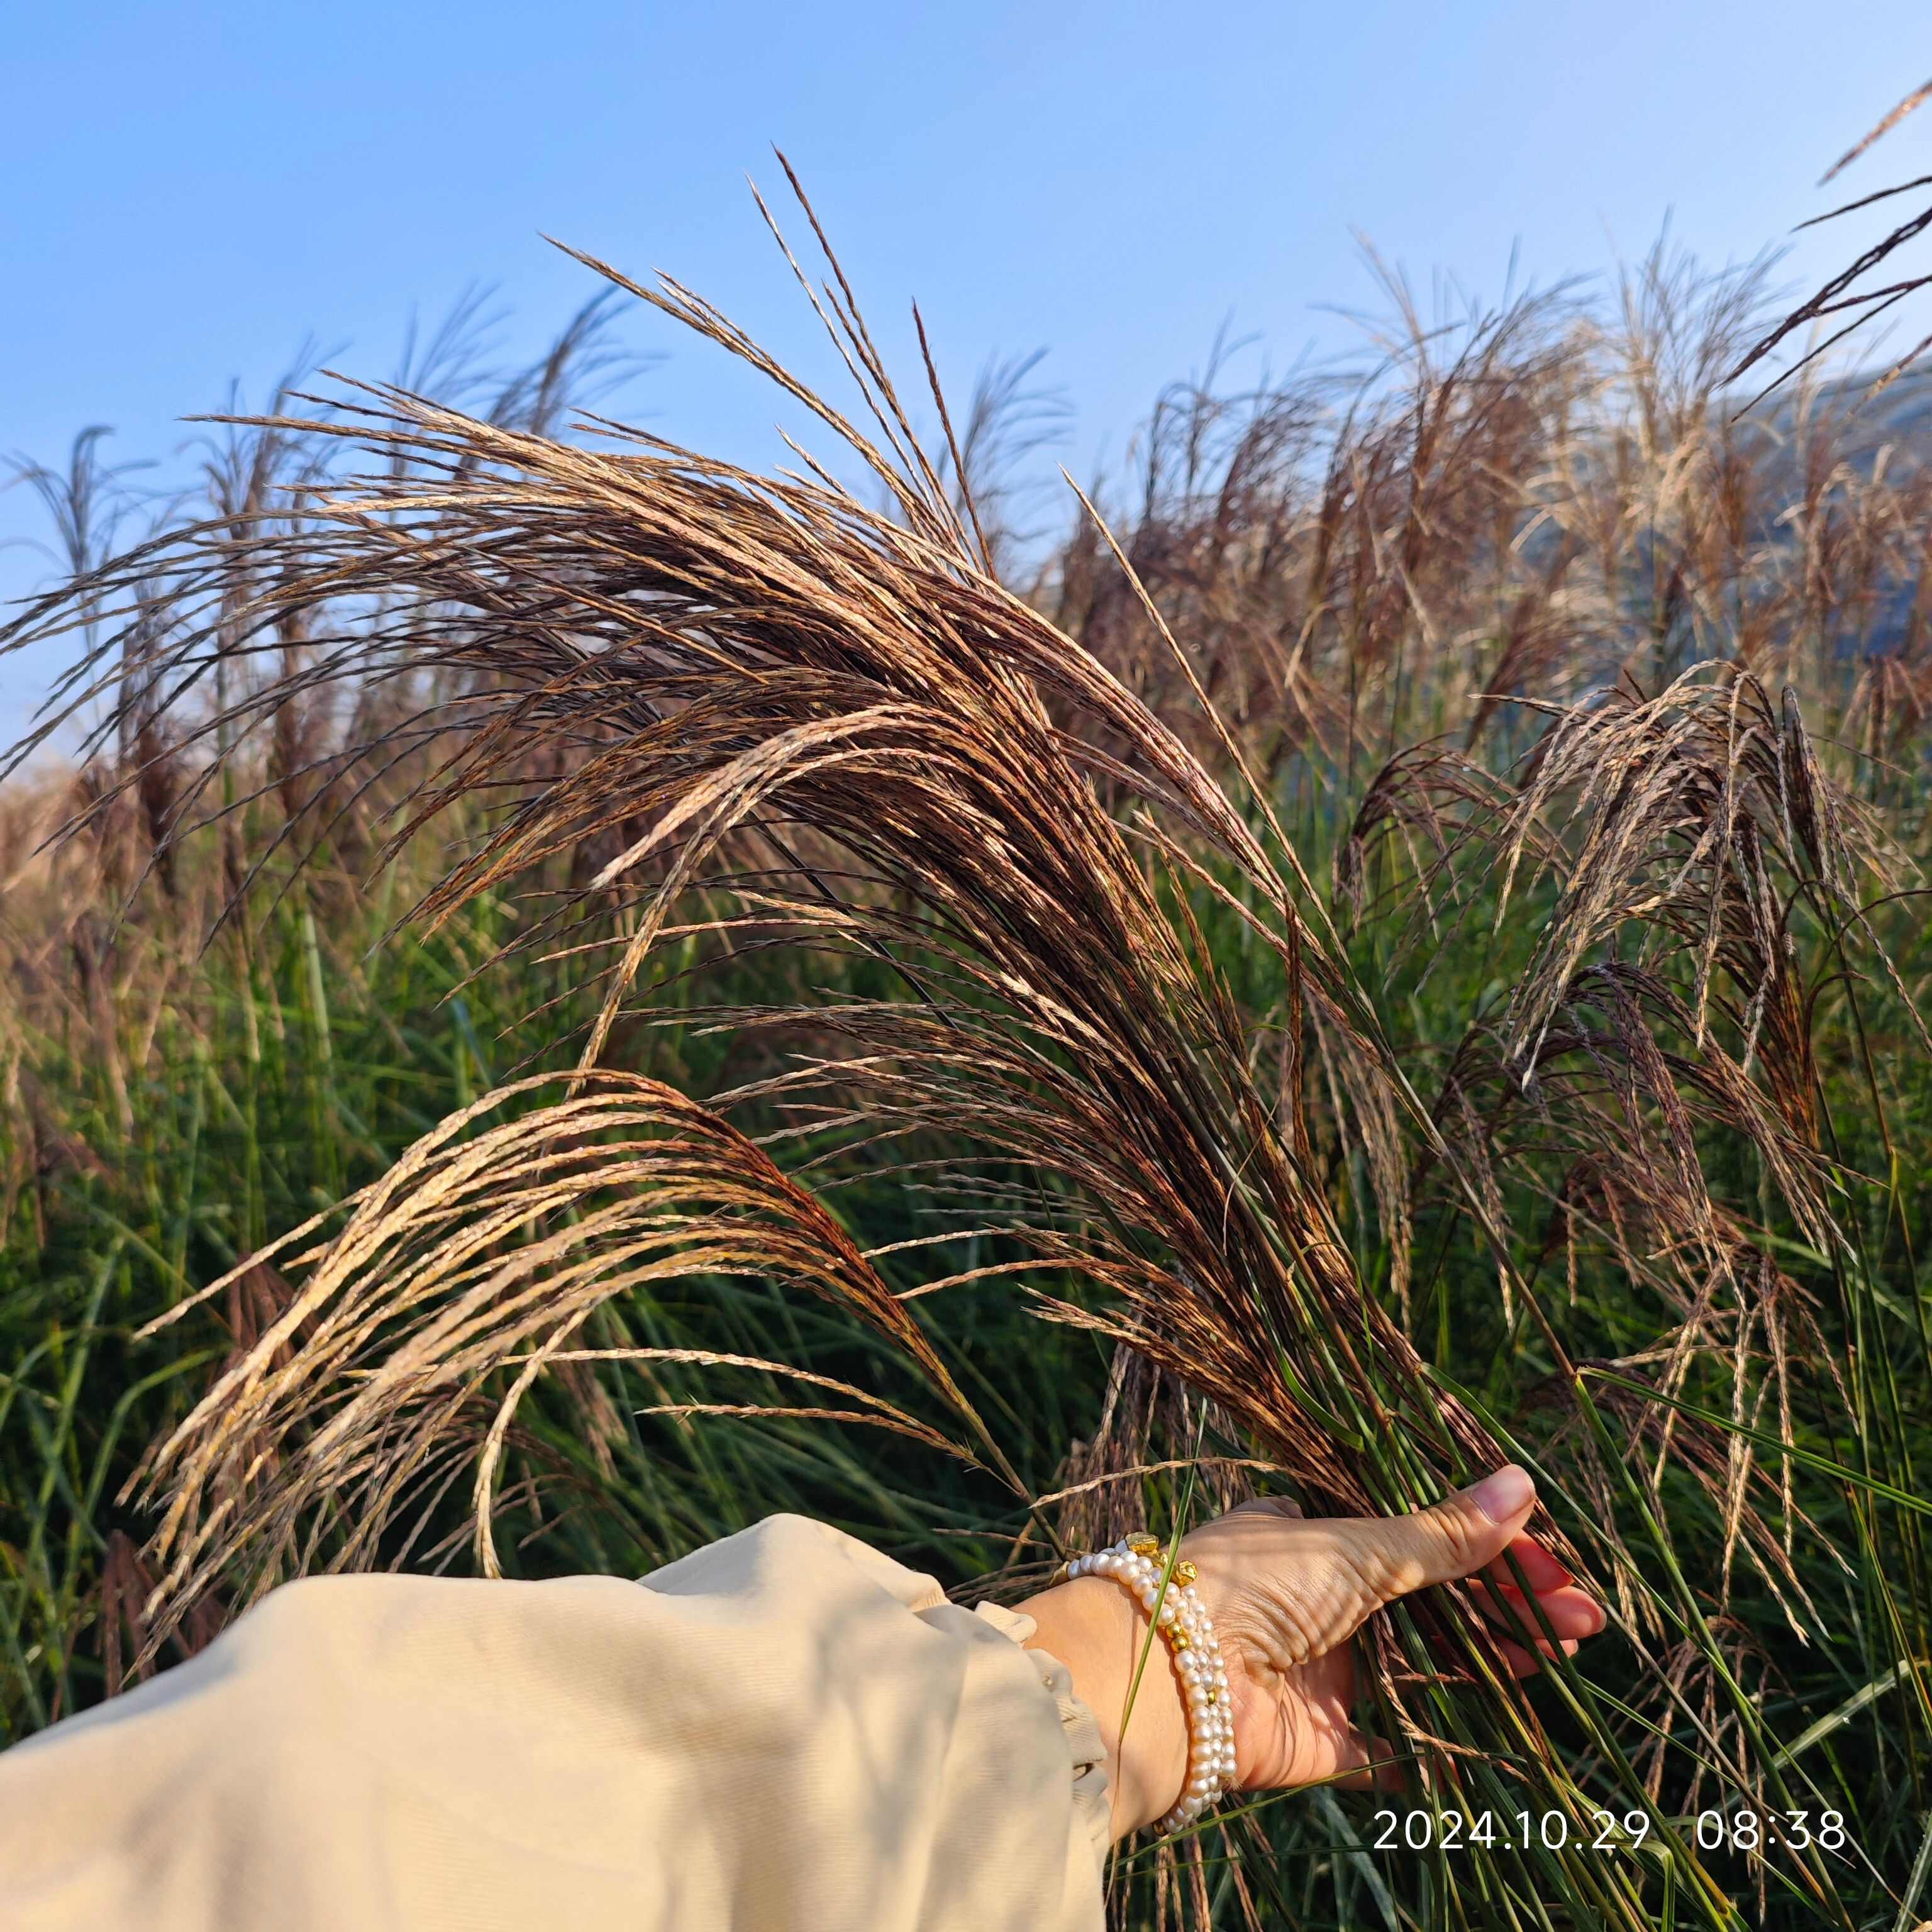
[1020, 1574, 1191, 1838]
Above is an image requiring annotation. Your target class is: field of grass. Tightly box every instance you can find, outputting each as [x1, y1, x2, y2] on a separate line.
[6, 208, 1932, 1930]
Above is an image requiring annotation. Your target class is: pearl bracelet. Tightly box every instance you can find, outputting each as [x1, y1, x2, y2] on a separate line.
[1060, 1533, 1237, 1834]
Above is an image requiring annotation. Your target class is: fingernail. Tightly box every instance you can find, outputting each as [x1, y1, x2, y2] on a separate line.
[1465, 1465, 1535, 1524]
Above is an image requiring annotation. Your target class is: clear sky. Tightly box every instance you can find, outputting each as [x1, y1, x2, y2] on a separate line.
[5, 1, 1931, 737]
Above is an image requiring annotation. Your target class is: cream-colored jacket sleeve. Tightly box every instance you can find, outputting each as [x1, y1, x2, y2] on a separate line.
[0, 1514, 1109, 1931]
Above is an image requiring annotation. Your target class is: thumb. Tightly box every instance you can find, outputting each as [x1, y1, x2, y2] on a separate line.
[1336, 1465, 1538, 1606]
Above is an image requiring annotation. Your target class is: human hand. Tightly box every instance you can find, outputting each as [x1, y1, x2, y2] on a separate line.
[1022, 1465, 1605, 1837]
[1180, 1465, 1605, 1794]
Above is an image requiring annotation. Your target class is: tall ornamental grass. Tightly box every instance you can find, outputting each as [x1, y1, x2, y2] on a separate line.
[7, 179, 1932, 1927]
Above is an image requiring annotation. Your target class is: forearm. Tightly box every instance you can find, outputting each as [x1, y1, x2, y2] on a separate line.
[1019, 1575, 1191, 1841]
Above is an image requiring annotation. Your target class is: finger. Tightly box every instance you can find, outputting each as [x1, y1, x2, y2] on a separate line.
[1488, 1533, 1574, 1593]
[1419, 1592, 1597, 1683]
[1330, 1729, 1407, 1792]
[1226, 1495, 1305, 1521]
[1467, 1579, 1606, 1638]
[1335, 1465, 1538, 1606]
[1494, 1633, 1582, 1678]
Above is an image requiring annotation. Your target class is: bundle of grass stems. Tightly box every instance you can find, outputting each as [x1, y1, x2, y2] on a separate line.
[7, 174, 1932, 1930]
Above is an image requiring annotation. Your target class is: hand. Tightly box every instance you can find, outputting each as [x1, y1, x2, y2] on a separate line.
[1021, 1465, 1605, 1838]
[1182, 1465, 1604, 1794]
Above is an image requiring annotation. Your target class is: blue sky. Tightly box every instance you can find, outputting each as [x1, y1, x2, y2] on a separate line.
[5, 1, 1931, 737]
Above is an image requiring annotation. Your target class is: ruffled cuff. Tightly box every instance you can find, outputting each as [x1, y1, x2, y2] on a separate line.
[973, 1601, 1112, 1870]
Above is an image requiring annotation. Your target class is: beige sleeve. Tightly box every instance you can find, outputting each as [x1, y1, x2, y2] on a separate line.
[0, 1515, 1107, 1932]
